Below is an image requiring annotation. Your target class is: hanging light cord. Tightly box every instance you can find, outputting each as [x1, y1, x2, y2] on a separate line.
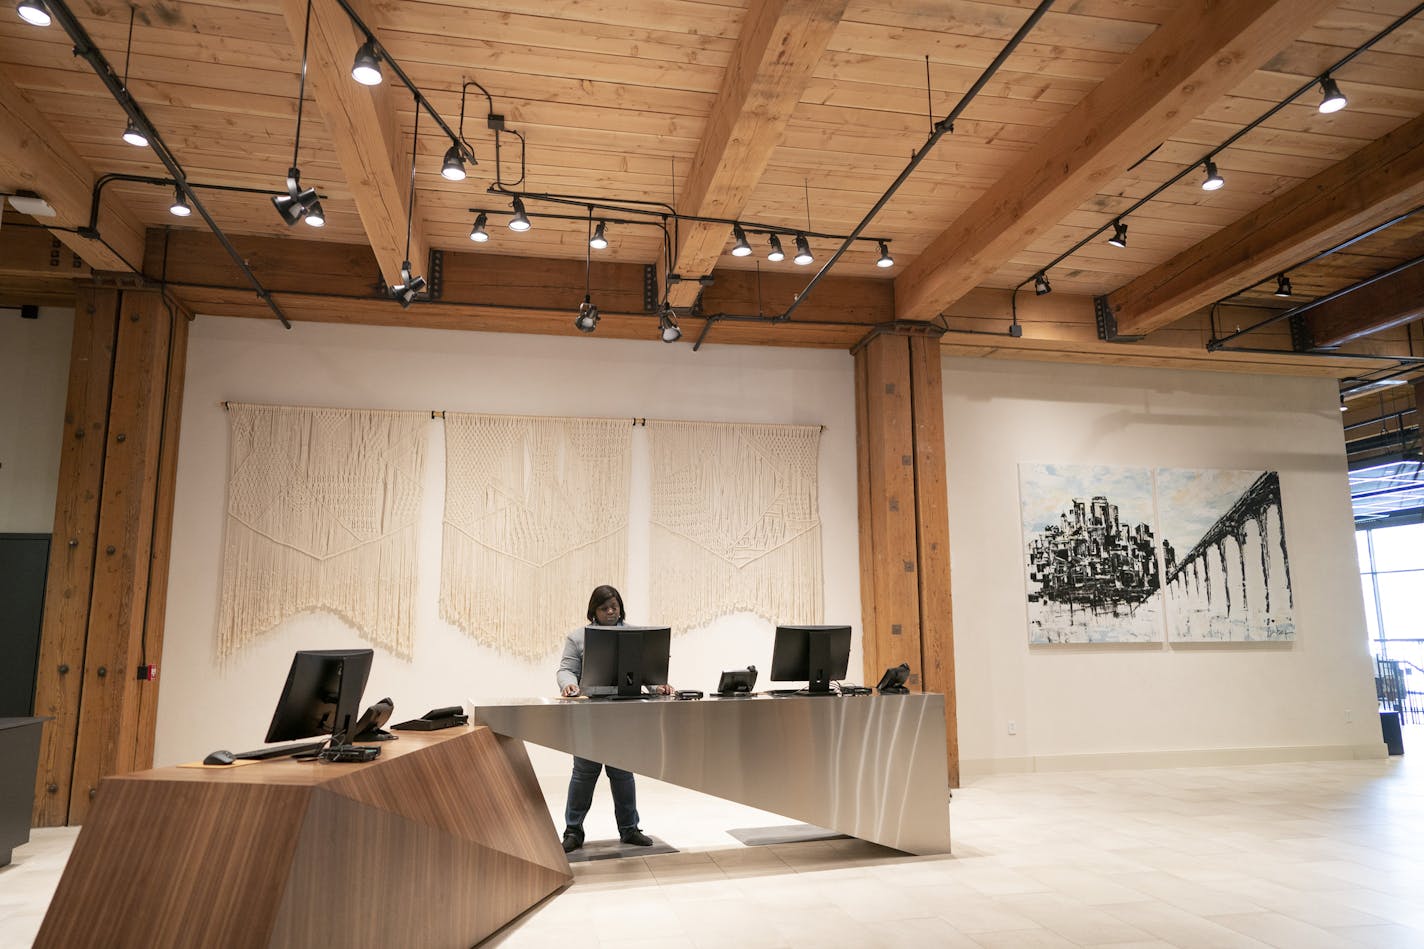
[292, 0, 312, 170]
[121, 5, 134, 90]
[404, 99, 418, 267]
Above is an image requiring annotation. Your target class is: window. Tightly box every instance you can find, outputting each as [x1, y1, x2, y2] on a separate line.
[1358, 522, 1424, 676]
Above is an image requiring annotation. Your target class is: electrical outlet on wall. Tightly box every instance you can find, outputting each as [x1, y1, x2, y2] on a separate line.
[1007, 720, 1017, 735]
[1345, 708, 1353, 724]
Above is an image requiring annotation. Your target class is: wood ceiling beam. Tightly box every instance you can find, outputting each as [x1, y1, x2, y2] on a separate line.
[1305, 260, 1424, 349]
[278, 0, 427, 289]
[0, 68, 145, 272]
[663, 0, 849, 309]
[893, 0, 1335, 323]
[1109, 112, 1424, 338]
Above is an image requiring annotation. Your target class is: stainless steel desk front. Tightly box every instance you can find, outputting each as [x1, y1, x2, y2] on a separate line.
[469, 693, 950, 855]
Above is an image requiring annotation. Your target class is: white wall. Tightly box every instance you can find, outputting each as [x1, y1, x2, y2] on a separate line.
[943, 356, 1383, 775]
[156, 316, 861, 770]
[0, 307, 72, 533]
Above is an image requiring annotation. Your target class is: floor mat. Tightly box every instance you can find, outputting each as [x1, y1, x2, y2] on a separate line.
[725, 824, 851, 846]
[565, 835, 679, 862]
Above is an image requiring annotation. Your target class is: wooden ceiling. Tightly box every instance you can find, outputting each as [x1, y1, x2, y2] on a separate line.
[2, 0, 1423, 382]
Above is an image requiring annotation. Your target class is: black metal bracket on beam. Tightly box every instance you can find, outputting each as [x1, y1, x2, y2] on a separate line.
[1094, 295, 1145, 342]
[427, 249, 444, 301]
[643, 265, 657, 312]
[1289, 313, 1314, 352]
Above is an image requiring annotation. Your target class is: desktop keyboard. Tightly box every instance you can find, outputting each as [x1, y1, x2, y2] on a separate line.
[232, 740, 327, 761]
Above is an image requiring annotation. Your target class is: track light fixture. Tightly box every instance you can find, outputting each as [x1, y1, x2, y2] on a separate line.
[1107, 219, 1128, 248]
[589, 220, 608, 250]
[1201, 158, 1224, 191]
[876, 241, 894, 268]
[303, 200, 325, 228]
[1318, 75, 1347, 114]
[793, 233, 813, 266]
[17, 0, 51, 27]
[575, 295, 600, 332]
[351, 40, 382, 85]
[731, 223, 752, 257]
[1033, 271, 1051, 296]
[390, 261, 426, 308]
[440, 144, 467, 181]
[122, 118, 148, 148]
[767, 234, 785, 262]
[275, 2, 324, 228]
[1273, 273, 1292, 297]
[1339, 396, 1349, 413]
[469, 212, 489, 242]
[168, 188, 191, 217]
[508, 196, 531, 231]
[658, 305, 681, 343]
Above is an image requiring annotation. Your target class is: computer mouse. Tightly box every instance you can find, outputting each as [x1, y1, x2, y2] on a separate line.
[203, 749, 236, 766]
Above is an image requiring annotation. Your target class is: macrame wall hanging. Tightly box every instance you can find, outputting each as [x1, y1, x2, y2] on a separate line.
[441, 414, 630, 659]
[646, 420, 823, 635]
[217, 403, 428, 659]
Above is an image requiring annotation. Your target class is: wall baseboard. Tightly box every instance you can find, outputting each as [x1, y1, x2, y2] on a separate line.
[960, 742, 1388, 780]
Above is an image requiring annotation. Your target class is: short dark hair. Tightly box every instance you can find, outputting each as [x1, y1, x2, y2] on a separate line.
[586, 585, 625, 623]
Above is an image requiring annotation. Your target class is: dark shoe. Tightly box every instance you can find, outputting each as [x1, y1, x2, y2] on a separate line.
[561, 829, 584, 853]
[619, 828, 653, 847]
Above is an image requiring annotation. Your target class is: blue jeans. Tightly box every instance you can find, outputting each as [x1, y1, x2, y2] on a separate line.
[564, 756, 639, 833]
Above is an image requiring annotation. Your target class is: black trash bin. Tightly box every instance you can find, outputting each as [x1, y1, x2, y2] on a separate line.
[1380, 710, 1405, 756]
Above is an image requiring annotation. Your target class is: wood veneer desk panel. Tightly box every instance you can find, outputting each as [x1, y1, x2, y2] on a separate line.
[35, 727, 570, 949]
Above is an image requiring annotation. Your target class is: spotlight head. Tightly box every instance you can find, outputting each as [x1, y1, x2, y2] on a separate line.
[17, 0, 51, 26]
[1318, 75, 1347, 114]
[1033, 271, 1051, 296]
[1274, 274, 1292, 298]
[589, 220, 608, 250]
[390, 262, 427, 308]
[793, 233, 813, 266]
[508, 196, 531, 231]
[273, 168, 320, 226]
[169, 188, 192, 218]
[875, 240, 894, 269]
[731, 223, 752, 257]
[1339, 398, 1349, 413]
[658, 306, 681, 343]
[272, 193, 303, 226]
[574, 295, 600, 333]
[303, 201, 325, 228]
[440, 144, 467, 181]
[351, 40, 383, 85]
[1107, 220, 1128, 248]
[767, 234, 785, 262]
[469, 212, 489, 243]
[121, 118, 148, 148]
[1201, 159, 1224, 191]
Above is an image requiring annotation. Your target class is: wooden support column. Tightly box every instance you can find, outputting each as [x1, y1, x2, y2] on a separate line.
[854, 328, 959, 786]
[32, 283, 190, 826]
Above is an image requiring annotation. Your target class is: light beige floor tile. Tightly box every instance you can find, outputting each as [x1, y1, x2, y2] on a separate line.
[1101, 900, 1274, 947]
[1326, 922, 1424, 948]
[1208, 910, 1360, 949]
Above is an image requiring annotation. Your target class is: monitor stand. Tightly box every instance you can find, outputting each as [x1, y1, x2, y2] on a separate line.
[614, 628, 645, 699]
[804, 630, 835, 695]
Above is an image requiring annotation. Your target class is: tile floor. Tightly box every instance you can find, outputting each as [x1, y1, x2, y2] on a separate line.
[2, 740, 1421, 948]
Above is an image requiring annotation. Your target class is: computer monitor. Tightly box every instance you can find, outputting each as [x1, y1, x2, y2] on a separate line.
[264, 648, 374, 748]
[580, 625, 671, 699]
[770, 625, 851, 695]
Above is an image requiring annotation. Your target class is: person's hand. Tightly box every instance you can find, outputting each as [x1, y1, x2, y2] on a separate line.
[562, 683, 580, 697]
[655, 683, 675, 695]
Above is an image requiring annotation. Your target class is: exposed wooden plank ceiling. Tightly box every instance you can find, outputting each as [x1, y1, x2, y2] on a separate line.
[0, 0, 1421, 378]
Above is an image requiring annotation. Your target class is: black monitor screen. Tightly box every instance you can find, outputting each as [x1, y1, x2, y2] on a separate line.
[265, 648, 374, 747]
[580, 625, 670, 698]
[770, 625, 851, 694]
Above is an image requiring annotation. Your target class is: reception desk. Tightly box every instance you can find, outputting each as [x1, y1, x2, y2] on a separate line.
[35, 727, 570, 949]
[470, 692, 951, 855]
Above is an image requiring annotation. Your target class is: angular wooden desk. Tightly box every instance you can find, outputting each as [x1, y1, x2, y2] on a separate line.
[471, 693, 951, 855]
[36, 727, 570, 949]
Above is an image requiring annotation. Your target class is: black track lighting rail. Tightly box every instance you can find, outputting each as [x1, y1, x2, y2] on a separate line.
[84, 173, 328, 236]
[1017, 1, 1424, 296]
[42, 0, 292, 327]
[780, 0, 1056, 325]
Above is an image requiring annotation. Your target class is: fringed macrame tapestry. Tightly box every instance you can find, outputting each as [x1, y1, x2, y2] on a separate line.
[217, 404, 428, 659]
[647, 420, 823, 634]
[441, 414, 630, 659]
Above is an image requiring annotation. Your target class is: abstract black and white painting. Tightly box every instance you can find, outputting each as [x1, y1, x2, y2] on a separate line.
[1019, 464, 1163, 644]
[1156, 468, 1294, 641]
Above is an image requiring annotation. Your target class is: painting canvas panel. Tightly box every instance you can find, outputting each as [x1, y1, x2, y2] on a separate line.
[1019, 464, 1163, 644]
[1156, 468, 1294, 641]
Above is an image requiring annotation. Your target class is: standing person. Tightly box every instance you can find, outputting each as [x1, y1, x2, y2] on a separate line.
[556, 584, 670, 852]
